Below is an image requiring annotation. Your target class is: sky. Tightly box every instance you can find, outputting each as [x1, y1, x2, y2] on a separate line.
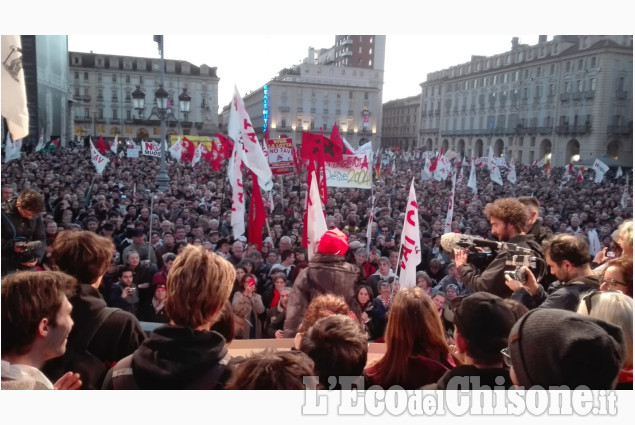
[67, 34, 537, 113]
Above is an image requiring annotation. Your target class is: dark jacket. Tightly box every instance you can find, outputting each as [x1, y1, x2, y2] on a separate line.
[139, 298, 170, 324]
[423, 365, 513, 390]
[459, 235, 546, 299]
[41, 283, 146, 389]
[109, 282, 140, 317]
[1, 197, 46, 276]
[511, 274, 600, 311]
[102, 326, 230, 390]
[264, 302, 286, 338]
[283, 254, 359, 337]
[352, 297, 387, 341]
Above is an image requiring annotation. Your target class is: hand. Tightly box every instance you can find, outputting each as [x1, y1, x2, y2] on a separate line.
[53, 372, 82, 390]
[20, 259, 38, 268]
[593, 247, 608, 264]
[504, 275, 524, 292]
[122, 287, 131, 298]
[14, 241, 26, 253]
[274, 330, 284, 339]
[361, 312, 369, 323]
[454, 249, 468, 269]
[522, 267, 539, 295]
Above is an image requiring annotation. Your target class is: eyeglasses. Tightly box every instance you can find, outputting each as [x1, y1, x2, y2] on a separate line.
[599, 277, 627, 289]
[500, 347, 512, 368]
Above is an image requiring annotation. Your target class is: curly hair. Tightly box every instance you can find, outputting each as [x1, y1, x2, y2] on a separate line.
[483, 198, 529, 233]
[297, 294, 351, 333]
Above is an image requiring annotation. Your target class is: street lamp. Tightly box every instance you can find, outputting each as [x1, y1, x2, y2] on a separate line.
[179, 88, 191, 122]
[154, 35, 169, 193]
[131, 85, 145, 119]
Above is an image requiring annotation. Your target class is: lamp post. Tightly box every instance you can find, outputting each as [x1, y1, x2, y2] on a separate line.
[153, 35, 170, 193]
[179, 88, 191, 122]
[131, 85, 145, 119]
[92, 111, 97, 138]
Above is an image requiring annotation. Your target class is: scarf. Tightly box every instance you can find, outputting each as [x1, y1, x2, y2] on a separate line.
[152, 297, 165, 314]
[270, 289, 280, 309]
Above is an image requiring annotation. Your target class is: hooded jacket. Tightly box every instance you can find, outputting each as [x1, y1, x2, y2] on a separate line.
[102, 326, 230, 390]
[282, 254, 359, 337]
[1, 197, 46, 276]
[511, 274, 600, 311]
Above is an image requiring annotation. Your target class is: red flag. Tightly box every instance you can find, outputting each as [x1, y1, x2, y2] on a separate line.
[181, 137, 196, 162]
[330, 122, 353, 155]
[96, 137, 108, 155]
[301, 132, 343, 162]
[248, 171, 267, 250]
[210, 140, 223, 171]
[576, 168, 584, 182]
[429, 147, 443, 173]
[216, 133, 234, 159]
[200, 144, 214, 164]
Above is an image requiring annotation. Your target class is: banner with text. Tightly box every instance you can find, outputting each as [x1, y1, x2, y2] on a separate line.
[266, 138, 295, 175]
[142, 141, 161, 158]
[325, 154, 372, 189]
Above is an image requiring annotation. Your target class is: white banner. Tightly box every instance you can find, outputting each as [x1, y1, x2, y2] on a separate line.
[356, 141, 373, 157]
[90, 141, 109, 174]
[126, 147, 139, 158]
[398, 178, 421, 288]
[229, 145, 245, 238]
[324, 154, 372, 189]
[228, 85, 273, 191]
[142, 140, 161, 158]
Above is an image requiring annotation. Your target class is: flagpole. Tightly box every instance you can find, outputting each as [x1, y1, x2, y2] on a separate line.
[83, 175, 96, 209]
[148, 191, 155, 242]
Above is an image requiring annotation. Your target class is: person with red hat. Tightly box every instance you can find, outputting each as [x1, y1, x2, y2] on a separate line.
[283, 228, 360, 337]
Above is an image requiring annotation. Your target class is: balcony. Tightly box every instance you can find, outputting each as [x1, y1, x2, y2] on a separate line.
[74, 117, 91, 123]
[181, 121, 193, 129]
[341, 50, 352, 57]
[82, 95, 91, 102]
[97, 96, 104, 102]
[555, 125, 570, 134]
[571, 92, 582, 101]
[524, 126, 537, 134]
[559, 93, 570, 101]
[109, 119, 121, 125]
[585, 90, 595, 99]
[607, 125, 631, 134]
[538, 127, 553, 134]
[341, 39, 353, 46]
[616, 90, 628, 100]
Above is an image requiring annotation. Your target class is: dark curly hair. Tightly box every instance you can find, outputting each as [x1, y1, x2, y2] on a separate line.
[483, 198, 529, 233]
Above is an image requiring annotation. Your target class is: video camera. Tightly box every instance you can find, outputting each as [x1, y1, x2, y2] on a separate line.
[456, 236, 537, 282]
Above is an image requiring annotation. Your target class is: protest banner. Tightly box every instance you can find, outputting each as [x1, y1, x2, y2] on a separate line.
[324, 154, 372, 189]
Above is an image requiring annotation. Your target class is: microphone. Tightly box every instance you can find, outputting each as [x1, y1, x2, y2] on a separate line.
[440, 233, 471, 253]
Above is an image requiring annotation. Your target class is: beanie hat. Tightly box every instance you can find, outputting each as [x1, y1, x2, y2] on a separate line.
[509, 308, 625, 390]
[317, 228, 349, 256]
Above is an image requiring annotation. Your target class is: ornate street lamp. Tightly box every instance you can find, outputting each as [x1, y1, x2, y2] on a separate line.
[153, 34, 169, 193]
[131, 85, 146, 118]
[179, 88, 191, 122]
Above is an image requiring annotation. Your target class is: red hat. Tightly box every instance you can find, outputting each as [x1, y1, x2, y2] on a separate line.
[154, 284, 166, 291]
[317, 228, 349, 256]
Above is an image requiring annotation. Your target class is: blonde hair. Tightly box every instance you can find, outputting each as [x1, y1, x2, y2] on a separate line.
[619, 219, 633, 252]
[578, 291, 632, 369]
[165, 245, 235, 328]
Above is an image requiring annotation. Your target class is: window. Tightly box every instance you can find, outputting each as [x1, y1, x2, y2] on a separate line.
[530, 137, 536, 147]
[97, 73, 102, 83]
[590, 57, 596, 68]
[369, 48, 373, 54]
[550, 64, 555, 75]
[359, 46, 362, 54]
[112, 74, 117, 83]
[84, 72, 88, 80]
[84, 107, 89, 118]
[591, 78, 596, 91]
[98, 108, 104, 119]
[139, 76, 143, 84]
[564, 81, 571, 93]
[74, 87, 79, 97]
[74, 71, 79, 80]
[112, 109, 118, 119]
[536, 67, 541, 77]
[549, 84, 555, 96]
[577, 80, 583, 92]
[369, 60, 372, 66]
[370, 37, 373, 43]
[126, 75, 130, 83]
[364, 92, 368, 100]
[126, 110, 131, 120]
[280, 118, 286, 128]
[578, 59, 583, 71]
[565, 61, 571, 72]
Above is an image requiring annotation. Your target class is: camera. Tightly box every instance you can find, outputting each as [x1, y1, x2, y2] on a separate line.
[504, 267, 527, 283]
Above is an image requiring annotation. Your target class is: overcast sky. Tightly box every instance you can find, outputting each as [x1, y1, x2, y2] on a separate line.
[67, 34, 536, 113]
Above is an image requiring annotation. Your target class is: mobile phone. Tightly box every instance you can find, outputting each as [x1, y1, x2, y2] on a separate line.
[606, 251, 616, 258]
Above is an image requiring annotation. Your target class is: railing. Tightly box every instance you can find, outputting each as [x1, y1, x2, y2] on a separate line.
[559, 93, 570, 101]
[616, 90, 628, 100]
[607, 125, 630, 134]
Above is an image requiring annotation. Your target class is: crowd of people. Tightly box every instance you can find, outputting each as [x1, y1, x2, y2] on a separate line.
[1, 142, 633, 391]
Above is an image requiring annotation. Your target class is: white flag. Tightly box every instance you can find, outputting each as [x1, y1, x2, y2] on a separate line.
[35, 129, 45, 152]
[229, 144, 245, 239]
[467, 160, 478, 194]
[616, 166, 623, 179]
[342, 137, 356, 156]
[620, 173, 630, 209]
[111, 135, 119, 154]
[594, 170, 605, 184]
[421, 156, 432, 181]
[90, 141, 109, 174]
[228, 86, 273, 191]
[191, 143, 203, 167]
[592, 158, 609, 175]
[507, 158, 517, 184]
[488, 146, 503, 185]
[357, 141, 373, 157]
[168, 138, 182, 162]
[398, 178, 421, 288]
[1, 35, 29, 140]
[434, 154, 452, 181]
[4, 132, 22, 163]
[306, 170, 328, 261]
[443, 170, 457, 234]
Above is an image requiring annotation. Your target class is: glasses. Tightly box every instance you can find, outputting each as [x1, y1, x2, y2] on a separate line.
[500, 347, 512, 368]
[599, 277, 627, 289]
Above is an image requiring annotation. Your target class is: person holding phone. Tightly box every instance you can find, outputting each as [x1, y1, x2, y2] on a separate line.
[232, 274, 265, 339]
[109, 267, 140, 317]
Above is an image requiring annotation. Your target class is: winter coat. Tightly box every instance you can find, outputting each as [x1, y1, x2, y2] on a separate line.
[511, 274, 600, 311]
[283, 254, 359, 337]
[102, 326, 230, 389]
[1, 197, 46, 276]
[232, 292, 265, 339]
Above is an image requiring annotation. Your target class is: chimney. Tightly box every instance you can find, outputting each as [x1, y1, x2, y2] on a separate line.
[539, 35, 547, 43]
[512, 37, 519, 50]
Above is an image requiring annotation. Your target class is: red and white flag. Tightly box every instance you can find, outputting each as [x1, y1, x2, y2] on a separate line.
[507, 158, 517, 184]
[443, 170, 457, 234]
[228, 85, 273, 191]
[398, 178, 421, 288]
[576, 168, 584, 183]
[111, 135, 119, 154]
[421, 156, 432, 181]
[306, 169, 328, 261]
[191, 143, 204, 167]
[168, 138, 182, 161]
[488, 146, 503, 186]
[467, 160, 478, 194]
[90, 140, 109, 174]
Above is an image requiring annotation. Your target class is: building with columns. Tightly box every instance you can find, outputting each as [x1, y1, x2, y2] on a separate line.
[68, 51, 219, 142]
[418, 35, 632, 166]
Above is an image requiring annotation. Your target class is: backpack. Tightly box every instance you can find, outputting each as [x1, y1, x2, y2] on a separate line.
[43, 307, 117, 390]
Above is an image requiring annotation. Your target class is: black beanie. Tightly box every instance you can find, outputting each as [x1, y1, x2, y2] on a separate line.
[509, 308, 625, 390]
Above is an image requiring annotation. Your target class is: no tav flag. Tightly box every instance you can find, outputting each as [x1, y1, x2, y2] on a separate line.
[398, 178, 421, 288]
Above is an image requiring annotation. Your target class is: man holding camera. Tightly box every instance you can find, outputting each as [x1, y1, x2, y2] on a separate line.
[109, 267, 140, 317]
[454, 198, 546, 299]
[1, 189, 47, 276]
